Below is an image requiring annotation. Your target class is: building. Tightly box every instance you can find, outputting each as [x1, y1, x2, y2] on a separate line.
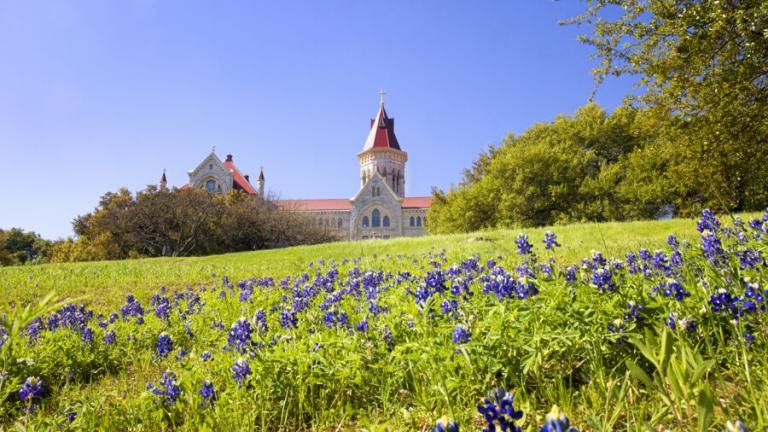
[178, 97, 431, 241]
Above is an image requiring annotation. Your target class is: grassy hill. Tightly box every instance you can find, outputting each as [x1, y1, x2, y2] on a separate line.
[0, 215, 739, 309]
[0, 212, 765, 431]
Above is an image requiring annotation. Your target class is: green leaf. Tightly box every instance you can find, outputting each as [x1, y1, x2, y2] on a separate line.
[696, 385, 714, 432]
[625, 359, 653, 388]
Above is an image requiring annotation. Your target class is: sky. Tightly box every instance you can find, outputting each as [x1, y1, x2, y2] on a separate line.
[0, 1, 637, 239]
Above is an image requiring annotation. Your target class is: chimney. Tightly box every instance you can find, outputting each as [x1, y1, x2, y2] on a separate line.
[244, 174, 250, 182]
[226, 154, 233, 162]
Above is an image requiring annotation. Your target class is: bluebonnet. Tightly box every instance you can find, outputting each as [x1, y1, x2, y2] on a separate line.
[591, 250, 607, 267]
[657, 279, 690, 302]
[228, 317, 253, 353]
[18, 376, 45, 403]
[452, 325, 471, 345]
[477, 387, 524, 432]
[176, 348, 189, 362]
[382, 327, 394, 349]
[232, 357, 251, 386]
[199, 380, 216, 407]
[542, 231, 560, 250]
[103, 329, 116, 345]
[590, 268, 615, 293]
[25, 317, 44, 341]
[665, 312, 696, 333]
[700, 231, 725, 261]
[431, 418, 459, 432]
[153, 295, 171, 321]
[441, 299, 458, 317]
[710, 288, 739, 317]
[726, 420, 749, 432]
[625, 301, 643, 322]
[607, 319, 624, 334]
[356, 320, 369, 333]
[737, 250, 763, 270]
[120, 294, 145, 323]
[200, 351, 212, 362]
[539, 410, 577, 432]
[667, 235, 679, 248]
[253, 310, 268, 333]
[280, 309, 298, 330]
[156, 332, 174, 358]
[81, 327, 94, 344]
[515, 233, 533, 255]
[696, 209, 721, 232]
[147, 370, 181, 405]
[744, 330, 755, 345]
[564, 265, 578, 284]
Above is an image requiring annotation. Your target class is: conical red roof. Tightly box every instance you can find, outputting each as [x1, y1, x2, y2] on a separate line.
[362, 103, 401, 151]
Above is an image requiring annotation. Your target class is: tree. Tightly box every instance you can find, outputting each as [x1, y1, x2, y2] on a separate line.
[566, 0, 768, 212]
[0, 228, 53, 265]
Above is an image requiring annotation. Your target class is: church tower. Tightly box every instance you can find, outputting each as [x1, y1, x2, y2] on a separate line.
[357, 92, 407, 197]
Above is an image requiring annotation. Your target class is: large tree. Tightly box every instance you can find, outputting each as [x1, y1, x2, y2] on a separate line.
[567, 0, 768, 212]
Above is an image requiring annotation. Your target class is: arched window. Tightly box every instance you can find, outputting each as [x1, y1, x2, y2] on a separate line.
[337, 218, 343, 228]
[410, 216, 415, 227]
[372, 209, 381, 227]
[416, 216, 422, 227]
[423, 216, 427, 226]
[383, 216, 390, 227]
[362, 216, 369, 227]
[206, 179, 216, 193]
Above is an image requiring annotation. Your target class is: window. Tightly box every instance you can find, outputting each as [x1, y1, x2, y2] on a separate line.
[206, 179, 216, 193]
[409, 216, 415, 227]
[423, 216, 427, 226]
[416, 216, 422, 227]
[362, 216, 369, 227]
[337, 218, 343, 228]
[372, 209, 381, 227]
[209, 164, 213, 170]
[383, 216, 390, 227]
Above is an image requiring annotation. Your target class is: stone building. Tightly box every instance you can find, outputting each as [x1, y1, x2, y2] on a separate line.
[178, 97, 431, 241]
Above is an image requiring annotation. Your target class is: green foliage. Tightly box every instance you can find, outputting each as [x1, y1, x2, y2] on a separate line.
[0, 213, 766, 430]
[0, 229, 53, 266]
[52, 187, 333, 262]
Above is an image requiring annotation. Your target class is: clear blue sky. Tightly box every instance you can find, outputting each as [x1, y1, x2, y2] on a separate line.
[0, 1, 635, 239]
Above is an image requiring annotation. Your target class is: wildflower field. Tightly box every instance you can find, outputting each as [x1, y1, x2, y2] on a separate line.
[0, 212, 765, 431]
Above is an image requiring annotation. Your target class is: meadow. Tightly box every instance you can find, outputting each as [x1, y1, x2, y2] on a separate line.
[0, 211, 765, 431]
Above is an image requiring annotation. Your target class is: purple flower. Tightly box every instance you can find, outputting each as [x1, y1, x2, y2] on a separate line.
[147, 370, 181, 405]
[103, 329, 116, 345]
[199, 380, 216, 407]
[515, 233, 533, 255]
[477, 387, 524, 432]
[228, 317, 253, 354]
[696, 209, 721, 233]
[232, 357, 251, 386]
[120, 294, 145, 323]
[201, 351, 212, 362]
[542, 231, 561, 250]
[81, 327, 94, 344]
[156, 332, 173, 358]
[452, 325, 471, 345]
[356, 320, 369, 333]
[540, 410, 577, 432]
[18, 377, 45, 402]
[432, 418, 460, 432]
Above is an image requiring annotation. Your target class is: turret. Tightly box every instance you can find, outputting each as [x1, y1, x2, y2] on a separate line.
[357, 92, 407, 197]
[257, 166, 265, 197]
[159, 169, 168, 190]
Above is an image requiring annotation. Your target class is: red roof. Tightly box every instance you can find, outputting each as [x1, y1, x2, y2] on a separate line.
[402, 196, 432, 208]
[274, 196, 432, 211]
[362, 104, 401, 151]
[275, 199, 351, 211]
[224, 159, 257, 195]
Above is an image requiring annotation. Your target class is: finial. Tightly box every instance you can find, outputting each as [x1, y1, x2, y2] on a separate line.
[377, 89, 386, 105]
[211, 145, 216, 154]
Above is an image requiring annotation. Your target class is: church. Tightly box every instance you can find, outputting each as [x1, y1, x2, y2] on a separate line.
[178, 96, 431, 241]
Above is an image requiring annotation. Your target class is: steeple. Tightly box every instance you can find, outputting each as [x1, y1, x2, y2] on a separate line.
[358, 92, 408, 197]
[257, 166, 265, 197]
[159, 169, 167, 190]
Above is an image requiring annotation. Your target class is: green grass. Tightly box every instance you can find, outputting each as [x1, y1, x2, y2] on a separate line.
[1, 212, 765, 431]
[1, 215, 743, 309]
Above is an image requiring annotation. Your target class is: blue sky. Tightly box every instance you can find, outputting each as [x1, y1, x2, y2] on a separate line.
[0, 1, 636, 239]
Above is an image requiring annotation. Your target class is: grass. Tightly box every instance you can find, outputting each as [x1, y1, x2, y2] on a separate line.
[0, 215, 742, 309]
[0, 212, 765, 431]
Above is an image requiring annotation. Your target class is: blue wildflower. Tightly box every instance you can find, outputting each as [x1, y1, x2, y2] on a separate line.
[452, 324, 471, 345]
[228, 317, 253, 354]
[590, 267, 615, 293]
[147, 370, 181, 405]
[515, 233, 533, 255]
[231, 357, 251, 386]
[477, 387, 524, 432]
[81, 327, 94, 344]
[696, 209, 721, 232]
[200, 351, 212, 362]
[18, 376, 45, 403]
[543, 231, 561, 250]
[356, 320, 369, 333]
[658, 279, 690, 302]
[156, 332, 173, 358]
[540, 409, 577, 432]
[103, 329, 116, 345]
[431, 418, 460, 432]
[120, 294, 145, 323]
[199, 380, 216, 407]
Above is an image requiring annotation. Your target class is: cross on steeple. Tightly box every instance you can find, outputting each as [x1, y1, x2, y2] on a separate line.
[377, 89, 386, 105]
